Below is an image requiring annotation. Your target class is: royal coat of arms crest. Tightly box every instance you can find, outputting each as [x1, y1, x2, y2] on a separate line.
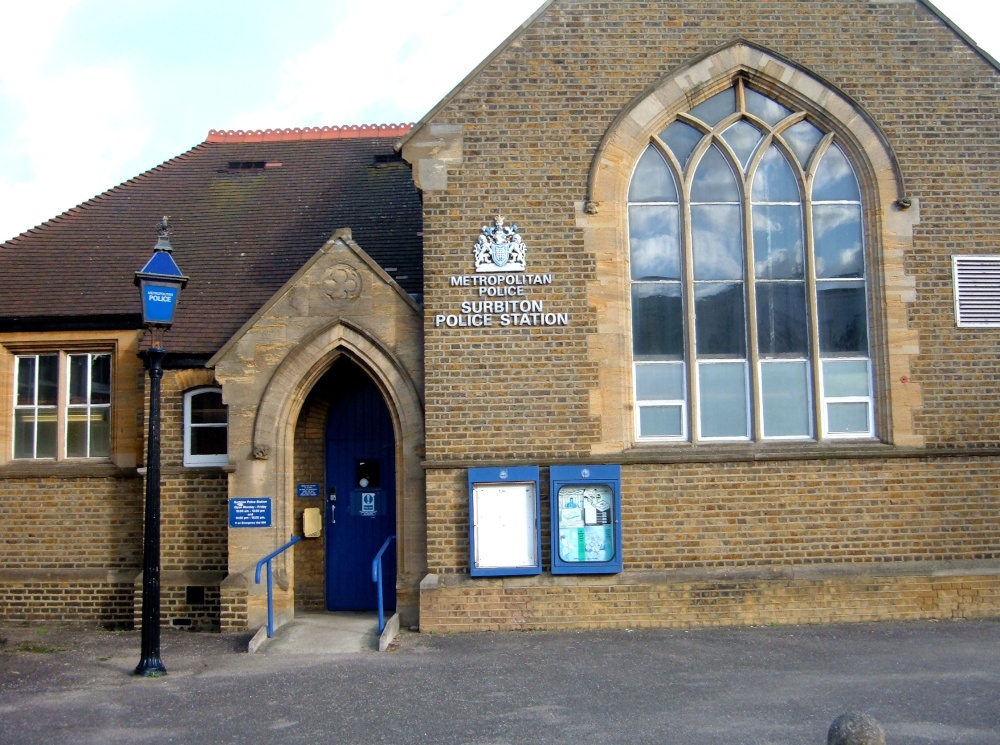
[473, 215, 526, 272]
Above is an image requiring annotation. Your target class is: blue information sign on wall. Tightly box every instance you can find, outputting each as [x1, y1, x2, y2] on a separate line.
[229, 498, 272, 528]
[296, 483, 321, 498]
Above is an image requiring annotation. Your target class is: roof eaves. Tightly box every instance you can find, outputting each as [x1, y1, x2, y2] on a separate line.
[396, 0, 557, 152]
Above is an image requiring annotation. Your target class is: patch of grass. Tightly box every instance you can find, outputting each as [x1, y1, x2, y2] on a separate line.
[17, 642, 65, 654]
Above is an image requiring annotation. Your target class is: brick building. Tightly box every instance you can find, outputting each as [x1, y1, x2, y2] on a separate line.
[2, 0, 999, 633]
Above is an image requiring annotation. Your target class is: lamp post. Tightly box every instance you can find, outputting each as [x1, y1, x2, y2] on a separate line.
[133, 217, 188, 677]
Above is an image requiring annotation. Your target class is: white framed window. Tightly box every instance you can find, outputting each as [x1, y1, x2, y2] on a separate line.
[14, 352, 111, 459]
[183, 387, 228, 467]
[952, 255, 1000, 328]
[629, 79, 875, 442]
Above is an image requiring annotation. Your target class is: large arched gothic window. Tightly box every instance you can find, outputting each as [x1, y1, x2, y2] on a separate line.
[630, 79, 873, 442]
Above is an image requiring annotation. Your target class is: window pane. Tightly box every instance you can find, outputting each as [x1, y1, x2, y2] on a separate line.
[692, 204, 743, 280]
[753, 205, 803, 279]
[69, 354, 89, 405]
[756, 282, 808, 356]
[67, 414, 88, 458]
[89, 410, 111, 457]
[689, 88, 736, 126]
[827, 402, 870, 434]
[695, 282, 746, 356]
[38, 354, 58, 406]
[639, 406, 683, 437]
[632, 283, 684, 358]
[636, 362, 685, 400]
[629, 146, 677, 202]
[751, 146, 799, 203]
[722, 120, 762, 169]
[629, 205, 681, 280]
[190, 391, 227, 424]
[660, 120, 703, 169]
[191, 426, 228, 456]
[817, 281, 868, 354]
[744, 88, 792, 126]
[91, 354, 111, 405]
[14, 410, 35, 458]
[812, 144, 860, 201]
[823, 360, 870, 398]
[691, 146, 740, 203]
[37, 412, 56, 458]
[699, 362, 748, 438]
[16, 357, 36, 406]
[781, 120, 824, 167]
[761, 361, 811, 437]
[813, 204, 864, 278]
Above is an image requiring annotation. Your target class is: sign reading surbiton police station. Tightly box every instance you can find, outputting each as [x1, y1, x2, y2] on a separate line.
[433, 216, 570, 329]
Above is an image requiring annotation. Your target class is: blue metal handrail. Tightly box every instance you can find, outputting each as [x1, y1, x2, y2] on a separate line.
[254, 535, 302, 638]
[371, 535, 396, 633]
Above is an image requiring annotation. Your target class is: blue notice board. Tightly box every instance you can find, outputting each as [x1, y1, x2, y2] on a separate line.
[297, 483, 321, 498]
[229, 498, 272, 528]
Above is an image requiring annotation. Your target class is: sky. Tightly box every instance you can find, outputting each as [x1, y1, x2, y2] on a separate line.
[0, 0, 996, 244]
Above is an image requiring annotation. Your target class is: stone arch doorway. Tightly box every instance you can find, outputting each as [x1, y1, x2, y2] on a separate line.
[292, 356, 398, 613]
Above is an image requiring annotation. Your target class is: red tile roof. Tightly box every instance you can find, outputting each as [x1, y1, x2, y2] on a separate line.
[0, 130, 422, 357]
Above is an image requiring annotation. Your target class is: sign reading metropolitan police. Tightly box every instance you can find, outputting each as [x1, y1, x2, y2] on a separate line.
[434, 216, 570, 329]
[229, 498, 272, 528]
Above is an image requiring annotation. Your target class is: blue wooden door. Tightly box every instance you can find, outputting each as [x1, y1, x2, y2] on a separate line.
[325, 361, 396, 611]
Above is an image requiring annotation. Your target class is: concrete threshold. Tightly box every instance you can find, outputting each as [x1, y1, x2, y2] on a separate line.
[249, 611, 394, 655]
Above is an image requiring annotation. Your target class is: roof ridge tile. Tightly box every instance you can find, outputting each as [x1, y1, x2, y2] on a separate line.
[206, 123, 413, 143]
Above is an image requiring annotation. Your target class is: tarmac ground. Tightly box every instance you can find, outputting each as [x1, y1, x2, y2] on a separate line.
[1, 617, 999, 744]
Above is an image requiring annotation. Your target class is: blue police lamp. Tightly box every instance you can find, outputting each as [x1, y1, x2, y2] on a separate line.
[135, 217, 188, 331]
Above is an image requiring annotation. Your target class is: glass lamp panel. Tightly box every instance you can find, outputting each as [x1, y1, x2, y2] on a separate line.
[191, 391, 227, 424]
[813, 204, 864, 279]
[691, 204, 743, 280]
[781, 120, 824, 167]
[761, 361, 812, 437]
[632, 283, 684, 358]
[639, 405, 684, 438]
[744, 88, 793, 126]
[16, 357, 36, 406]
[90, 354, 111, 405]
[37, 354, 58, 406]
[817, 281, 869, 354]
[752, 204, 804, 279]
[68, 355, 89, 405]
[660, 121, 704, 170]
[812, 144, 861, 201]
[827, 402, 870, 434]
[822, 360, 871, 398]
[698, 362, 749, 438]
[636, 361, 685, 400]
[756, 281, 808, 356]
[721, 120, 762, 169]
[191, 426, 228, 456]
[691, 146, 740, 203]
[695, 282, 747, 356]
[629, 204, 681, 280]
[751, 146, 800, 203]
[629, 146, 678, 202]
[689, 88, 736, 126]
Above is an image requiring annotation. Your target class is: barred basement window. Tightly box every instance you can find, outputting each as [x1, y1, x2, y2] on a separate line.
[14, 352, 111, 459]
[629, 80, 874, 442]
[952, 255, 1000, 327]
[183, 387, 228, 467]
